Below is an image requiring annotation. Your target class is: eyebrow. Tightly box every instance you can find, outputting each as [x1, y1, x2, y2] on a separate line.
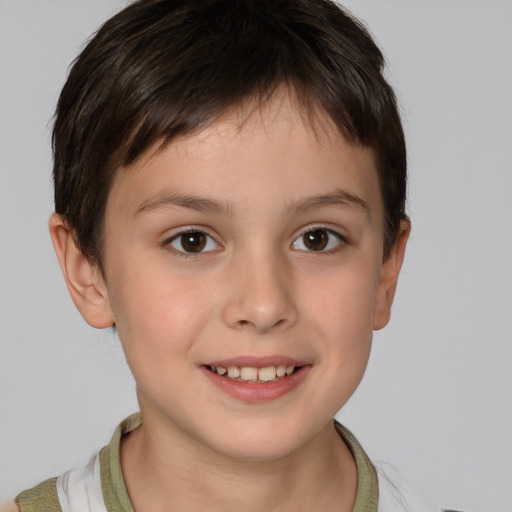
[135, 188, 369, 218]
[287, 188, 369, 215]
[135, 192, 234, 216]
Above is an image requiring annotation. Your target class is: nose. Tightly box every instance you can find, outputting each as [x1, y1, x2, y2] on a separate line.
[221, 250, 298, 334]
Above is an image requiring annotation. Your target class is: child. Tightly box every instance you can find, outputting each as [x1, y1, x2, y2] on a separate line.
[9, 0, 457, 510]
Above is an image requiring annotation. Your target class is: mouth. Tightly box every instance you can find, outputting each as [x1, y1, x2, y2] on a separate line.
[201, 359, 310, 402]
[206, 364, 301, 383]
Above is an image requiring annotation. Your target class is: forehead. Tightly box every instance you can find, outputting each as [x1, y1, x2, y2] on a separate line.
[107, 92, 382, 222]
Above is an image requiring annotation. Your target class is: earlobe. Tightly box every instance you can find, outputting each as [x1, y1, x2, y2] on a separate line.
[49, 214, 115, 329]
[372, 220, 411, 331]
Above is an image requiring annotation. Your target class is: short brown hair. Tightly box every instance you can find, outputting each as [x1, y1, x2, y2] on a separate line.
[53, 0, 407, 268]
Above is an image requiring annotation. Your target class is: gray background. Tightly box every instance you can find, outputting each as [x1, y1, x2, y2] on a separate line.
[1, 1, 511, 510]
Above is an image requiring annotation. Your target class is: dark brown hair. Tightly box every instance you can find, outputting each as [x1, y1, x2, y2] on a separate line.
[53, 0, 407, 268]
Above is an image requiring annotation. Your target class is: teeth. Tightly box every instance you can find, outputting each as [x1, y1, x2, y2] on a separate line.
[258, 366, 277, 382]
[276, 365, 286, 377]
[240, 367, 258, 381]
[227, 366, 240, 378]
[212, 364, 299, 382]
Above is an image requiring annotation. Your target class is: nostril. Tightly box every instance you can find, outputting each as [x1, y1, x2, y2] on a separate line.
[234, 317, 288, 332]
[221, 290, 298, 333]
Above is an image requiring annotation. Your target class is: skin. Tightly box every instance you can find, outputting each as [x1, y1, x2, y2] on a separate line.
[1, 503, 18, 512]
[49, 92, 409, 512]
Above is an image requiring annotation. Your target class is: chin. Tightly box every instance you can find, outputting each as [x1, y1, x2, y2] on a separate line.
[200, 418, 315, 462]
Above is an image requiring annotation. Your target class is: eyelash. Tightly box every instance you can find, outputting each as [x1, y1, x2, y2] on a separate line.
[291, 226, 347, 254]
[164, 226, 347, 257]
[165, 228, 221, 258]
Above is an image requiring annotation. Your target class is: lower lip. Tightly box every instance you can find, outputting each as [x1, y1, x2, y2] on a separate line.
[201, 365, 311, 403]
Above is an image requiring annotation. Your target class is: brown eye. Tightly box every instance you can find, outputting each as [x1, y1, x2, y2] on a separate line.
[303, 230, 328, 251]
[292, 228, 344, 252]
[169, 231, 220, 254]
[181, 232, 206, 252]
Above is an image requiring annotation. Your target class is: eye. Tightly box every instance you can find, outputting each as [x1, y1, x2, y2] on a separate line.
[292, 228, 345, 252]
[168, 230, 220, 254]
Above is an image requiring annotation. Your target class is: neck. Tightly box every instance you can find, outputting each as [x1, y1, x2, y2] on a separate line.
[121, 417, 357, 512]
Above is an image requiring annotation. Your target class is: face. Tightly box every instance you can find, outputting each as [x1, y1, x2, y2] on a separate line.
[94, 94, 404, 461]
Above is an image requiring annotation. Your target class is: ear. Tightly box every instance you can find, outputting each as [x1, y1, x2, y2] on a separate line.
[372, 220, 411, 331]
[49, 214, 115, 329]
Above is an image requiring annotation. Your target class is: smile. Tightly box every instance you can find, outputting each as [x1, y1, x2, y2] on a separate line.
[202, 360, 310, 403]
[208, 365, 297, 383]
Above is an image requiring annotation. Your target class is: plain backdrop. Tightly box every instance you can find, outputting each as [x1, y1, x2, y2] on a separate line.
[1, 1, 511, 510]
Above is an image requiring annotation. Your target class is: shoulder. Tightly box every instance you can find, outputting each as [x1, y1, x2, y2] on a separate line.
[12, 414, 139, 512]
[376, 463, 439, 512]
[376, 463, 463, 512]
[15, 477, 61, 512]
[13, 454, 103, 512]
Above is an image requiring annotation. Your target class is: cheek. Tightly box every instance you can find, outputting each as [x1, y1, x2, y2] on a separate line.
[107, 261, 216, 364]
[302, 258, 380, 330]
[299, 258, 379, 374]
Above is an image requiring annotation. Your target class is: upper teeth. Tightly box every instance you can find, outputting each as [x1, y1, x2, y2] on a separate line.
[212, 365, 295, 382]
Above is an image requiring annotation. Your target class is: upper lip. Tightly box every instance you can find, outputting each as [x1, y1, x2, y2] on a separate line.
[205, 356, 309, 368]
